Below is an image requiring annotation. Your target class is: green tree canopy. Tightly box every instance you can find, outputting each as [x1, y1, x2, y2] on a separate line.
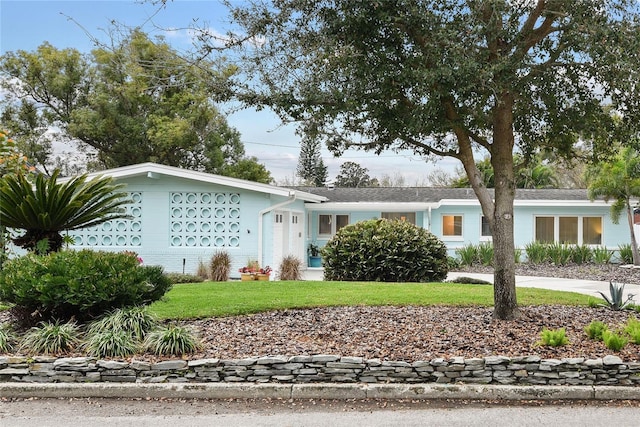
[296, 137, 328, 186]
[209, 0, 640, 319]
[452, 154, 559, 189]
[334, 161, 378, 188]
[587, 146, 640, 265]
[0, 31, 272, 183]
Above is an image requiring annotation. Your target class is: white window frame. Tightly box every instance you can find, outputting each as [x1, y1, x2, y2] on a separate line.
[318, 214, 350, 236]
[533, 215, 603, 245]
[442, 214, 464, 241]
[480, 216, 492, 241]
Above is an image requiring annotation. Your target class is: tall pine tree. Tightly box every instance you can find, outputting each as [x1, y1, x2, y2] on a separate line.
[296, 138, 327, 186]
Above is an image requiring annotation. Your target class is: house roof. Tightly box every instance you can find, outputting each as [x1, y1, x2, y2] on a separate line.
[293, 187, 609, 210]
[77, 163, 327, 202]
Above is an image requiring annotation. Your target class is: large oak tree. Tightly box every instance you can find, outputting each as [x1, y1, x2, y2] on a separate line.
[204, 0, 640, 319]
[1, 31, 272, 182]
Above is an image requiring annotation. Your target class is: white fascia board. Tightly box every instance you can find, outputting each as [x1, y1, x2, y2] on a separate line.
[74, 162, 325, 202]
[304, 202, 437, 212]
[436, 199, 612, 207]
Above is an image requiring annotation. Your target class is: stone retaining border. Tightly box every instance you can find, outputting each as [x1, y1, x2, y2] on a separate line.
[1, 354, 640, 386]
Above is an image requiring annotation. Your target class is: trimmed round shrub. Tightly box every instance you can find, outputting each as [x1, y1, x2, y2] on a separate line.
[0, 250, 172, 324]
[322, 219, 449, 282]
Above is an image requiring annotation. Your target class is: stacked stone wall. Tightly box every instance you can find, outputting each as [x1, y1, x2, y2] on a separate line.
[1, 355, 639, 386]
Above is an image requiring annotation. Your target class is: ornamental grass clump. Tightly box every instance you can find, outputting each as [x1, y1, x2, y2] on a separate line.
[143, 324, 201, 356]
[84, 329, 138, 358]
[322, 218, 448, 282]
[20, 321, 81, 355]
[0, 324, 15, 353]
[210, 251, 232, 281]
[88, 306, 158, 341]
[278, 255, 303, 280]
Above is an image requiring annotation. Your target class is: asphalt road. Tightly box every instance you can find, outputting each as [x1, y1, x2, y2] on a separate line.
[1, 398, 640, 427]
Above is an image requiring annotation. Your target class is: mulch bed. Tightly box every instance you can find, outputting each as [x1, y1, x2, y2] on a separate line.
[181, 305, 640, 363]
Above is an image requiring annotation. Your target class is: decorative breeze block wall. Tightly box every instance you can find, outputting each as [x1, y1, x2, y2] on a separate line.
[169, 192, 241, 248]
[70, 192, 143, 247]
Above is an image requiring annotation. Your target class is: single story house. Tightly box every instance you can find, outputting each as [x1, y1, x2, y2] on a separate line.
[66, 163, 326, 278]
[298, 187, 630, 260]
[64, 163, 631, 277]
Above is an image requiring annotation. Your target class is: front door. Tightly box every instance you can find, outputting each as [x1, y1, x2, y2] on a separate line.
[272, 210, 305, 271]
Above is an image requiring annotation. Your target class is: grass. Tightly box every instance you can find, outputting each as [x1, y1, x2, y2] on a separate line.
[149, 280, 596, 320]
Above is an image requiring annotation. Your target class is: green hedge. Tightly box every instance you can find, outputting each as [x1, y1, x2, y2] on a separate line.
[322, 219, 449, 282]
[0, 250, 172, 323]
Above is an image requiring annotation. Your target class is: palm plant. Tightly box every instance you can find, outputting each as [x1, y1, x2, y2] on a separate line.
[0, 169, 131, 253]
[587, 147, 640, 265]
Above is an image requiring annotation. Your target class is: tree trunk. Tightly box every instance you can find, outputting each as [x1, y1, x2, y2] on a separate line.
[626, 201, 640, 265]
[489, 94, 519, 320]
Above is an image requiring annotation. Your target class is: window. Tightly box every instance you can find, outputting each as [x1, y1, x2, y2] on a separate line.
[481, 216, 492, 237]
[559, 217, 578, 244]
[535, 216, 602, 245]
[535, 217, 554, 243]
[318, 214, 349, 235]
[583, 217, 602, 245]
[382, 212, 416, 224]
[443, 215, 462, 237]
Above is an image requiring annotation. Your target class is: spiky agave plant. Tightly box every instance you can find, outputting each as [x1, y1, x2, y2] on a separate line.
[597, 281, 635, 311]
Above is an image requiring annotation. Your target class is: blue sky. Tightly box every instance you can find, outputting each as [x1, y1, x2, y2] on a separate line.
[0, 0, 457, 184]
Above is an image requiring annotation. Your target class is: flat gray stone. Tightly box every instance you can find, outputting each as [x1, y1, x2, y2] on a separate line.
[152, 360, 188, 371]
[603, 355, 624, 366]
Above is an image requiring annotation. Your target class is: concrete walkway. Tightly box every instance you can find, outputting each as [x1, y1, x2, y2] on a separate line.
[303, 268, 640, 304]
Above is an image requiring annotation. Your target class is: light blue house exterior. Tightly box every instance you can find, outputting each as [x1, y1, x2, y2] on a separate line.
[299, 187, 631, 261]
[67, 163, 326, 278]
[66, 164, 632, 276]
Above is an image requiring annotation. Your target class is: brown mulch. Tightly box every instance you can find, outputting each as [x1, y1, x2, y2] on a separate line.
[181, 305, 640, 363]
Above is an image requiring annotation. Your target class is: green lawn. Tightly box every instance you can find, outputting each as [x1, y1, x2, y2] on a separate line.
[149, 280, 596, 320]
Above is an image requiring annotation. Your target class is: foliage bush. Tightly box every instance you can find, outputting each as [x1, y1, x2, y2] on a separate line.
[165, 273, 204, 284]
[570, 245, 592, 264]
[537, 327, 569, 347]
[210, 251, 232, 281]
[455, 244, 478, 267]
[602, 330, 628, 351]
[322, 219, 449, 282]
[448, 276, 492, 285]
[196, 259, 209, 280]
[278, 255, 303, 280]
[524, 241, 548, 264]
[547, 243, 572, 266]
[584, 320, 608, 340]
[0, 250, 172, 323]
[618, 244, 634, 264]
[597, 281, 634, 311]
[624, 317, 640, 344]
[477, 242, 494, 266]
[592, 246, 614, 264]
